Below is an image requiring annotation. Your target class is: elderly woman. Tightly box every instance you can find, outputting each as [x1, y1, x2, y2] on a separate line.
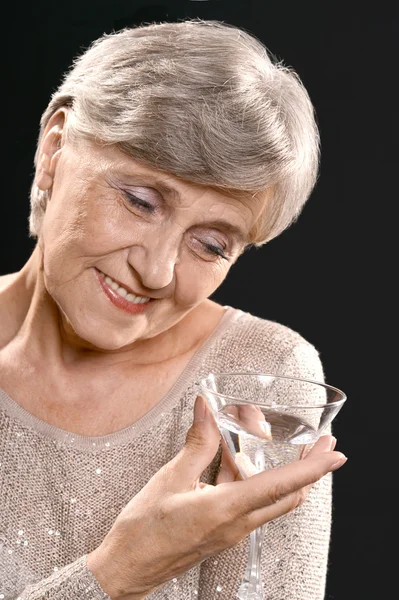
[0, 18, 347, 600]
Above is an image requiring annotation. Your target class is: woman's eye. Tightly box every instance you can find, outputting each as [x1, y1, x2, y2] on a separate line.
[202, 242, 228, 260]
[124, 192, 155, 213]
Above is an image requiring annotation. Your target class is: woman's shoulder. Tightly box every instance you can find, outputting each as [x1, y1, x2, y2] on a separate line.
[225, 306, 312, 351]
[213, 306, 324, 381]
[0, 273, 18, 292]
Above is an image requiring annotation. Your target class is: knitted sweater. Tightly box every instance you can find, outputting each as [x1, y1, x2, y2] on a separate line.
[0, 306, 332, 600]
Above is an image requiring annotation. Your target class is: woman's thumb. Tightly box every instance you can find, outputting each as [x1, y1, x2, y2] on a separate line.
[174, 396, 221, 486]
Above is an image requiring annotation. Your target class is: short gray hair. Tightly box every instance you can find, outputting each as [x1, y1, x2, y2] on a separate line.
[29, 18, 320, 246]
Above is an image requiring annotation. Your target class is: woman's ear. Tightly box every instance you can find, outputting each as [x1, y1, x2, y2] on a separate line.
[35, 107, 68, 192]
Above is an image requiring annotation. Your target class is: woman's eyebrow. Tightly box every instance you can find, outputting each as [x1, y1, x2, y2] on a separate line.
[116, 172, 182, 203]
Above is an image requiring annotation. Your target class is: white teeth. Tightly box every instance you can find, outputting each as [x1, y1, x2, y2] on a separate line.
[100, 271, 150, 304]
[125, 294, 147, 304]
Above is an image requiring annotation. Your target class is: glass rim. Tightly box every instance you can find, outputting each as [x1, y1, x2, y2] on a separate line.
[198, 372, 347, 409]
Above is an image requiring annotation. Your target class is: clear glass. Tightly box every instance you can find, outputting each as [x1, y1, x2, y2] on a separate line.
[199, 373, 347, 600]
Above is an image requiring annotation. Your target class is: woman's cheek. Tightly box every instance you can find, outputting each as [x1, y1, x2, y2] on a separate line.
[83, 196, 135, 250]
[175, 260, 230, 306]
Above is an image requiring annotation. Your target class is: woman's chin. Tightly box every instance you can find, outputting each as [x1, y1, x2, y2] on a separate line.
[81, 331, 135, 351]
[59, 313, 140, 352]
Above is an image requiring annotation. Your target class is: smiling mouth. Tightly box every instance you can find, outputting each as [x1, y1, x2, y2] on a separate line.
[96, 269, 151, 305]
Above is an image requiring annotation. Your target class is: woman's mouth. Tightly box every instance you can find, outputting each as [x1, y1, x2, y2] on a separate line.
[94, 268, 153, 315]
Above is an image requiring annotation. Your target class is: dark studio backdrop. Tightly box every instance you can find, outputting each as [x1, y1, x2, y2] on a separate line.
[1, 1, 395, 598]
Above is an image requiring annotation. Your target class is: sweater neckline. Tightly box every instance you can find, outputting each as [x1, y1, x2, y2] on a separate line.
[0, 305, 243, 450]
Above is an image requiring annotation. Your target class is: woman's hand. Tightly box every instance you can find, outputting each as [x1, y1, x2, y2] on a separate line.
[86, 396, 346, 600]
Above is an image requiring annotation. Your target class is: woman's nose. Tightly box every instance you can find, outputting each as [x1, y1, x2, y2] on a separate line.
[127, 237, 179, 291]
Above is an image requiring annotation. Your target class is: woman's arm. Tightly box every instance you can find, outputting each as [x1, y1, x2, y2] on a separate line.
[13, 555, 110, 600]
[198, 342, 334, 600]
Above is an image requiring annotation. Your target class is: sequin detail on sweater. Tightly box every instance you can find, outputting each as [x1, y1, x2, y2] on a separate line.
[0, 308, 332, 599]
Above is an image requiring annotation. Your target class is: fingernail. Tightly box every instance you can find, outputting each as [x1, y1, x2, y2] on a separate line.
[330, 437, 337, 451]
[194, 396, 206, 421]
[329, 454, 347, 471]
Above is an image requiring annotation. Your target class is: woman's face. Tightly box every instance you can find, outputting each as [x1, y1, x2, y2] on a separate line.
[38, 133, 266, 351]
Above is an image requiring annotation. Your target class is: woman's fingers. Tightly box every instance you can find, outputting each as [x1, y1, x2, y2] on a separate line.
[303, 434, 336, 459]
[218, 447, 347, 530]
[296, 434, 337, 498]
[216, 437, 242, 484]
[217, 432, 339, 490]
[248, 450, 345, 529]
[167, 397, 222, 490]
[237, 405, 272, 439]
[219, 405, 271, 440]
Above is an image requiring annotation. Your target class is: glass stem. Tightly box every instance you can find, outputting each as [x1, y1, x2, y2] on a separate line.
[236, 524, 266, 600]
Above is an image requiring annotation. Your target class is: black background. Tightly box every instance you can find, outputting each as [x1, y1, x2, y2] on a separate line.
[2, 1, 396, 598]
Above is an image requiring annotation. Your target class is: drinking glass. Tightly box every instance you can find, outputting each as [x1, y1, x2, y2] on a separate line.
[199, 372, 346, 600]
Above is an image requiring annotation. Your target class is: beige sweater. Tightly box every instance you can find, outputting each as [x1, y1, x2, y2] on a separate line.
[0, 306, 332, 600]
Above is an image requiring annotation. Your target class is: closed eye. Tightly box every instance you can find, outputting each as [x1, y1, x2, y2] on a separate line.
[203, 243, 228, 259]
[124, 192, 155, 213]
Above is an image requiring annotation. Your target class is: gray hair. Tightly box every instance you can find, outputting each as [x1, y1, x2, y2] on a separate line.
[29, 18, 320, 246]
